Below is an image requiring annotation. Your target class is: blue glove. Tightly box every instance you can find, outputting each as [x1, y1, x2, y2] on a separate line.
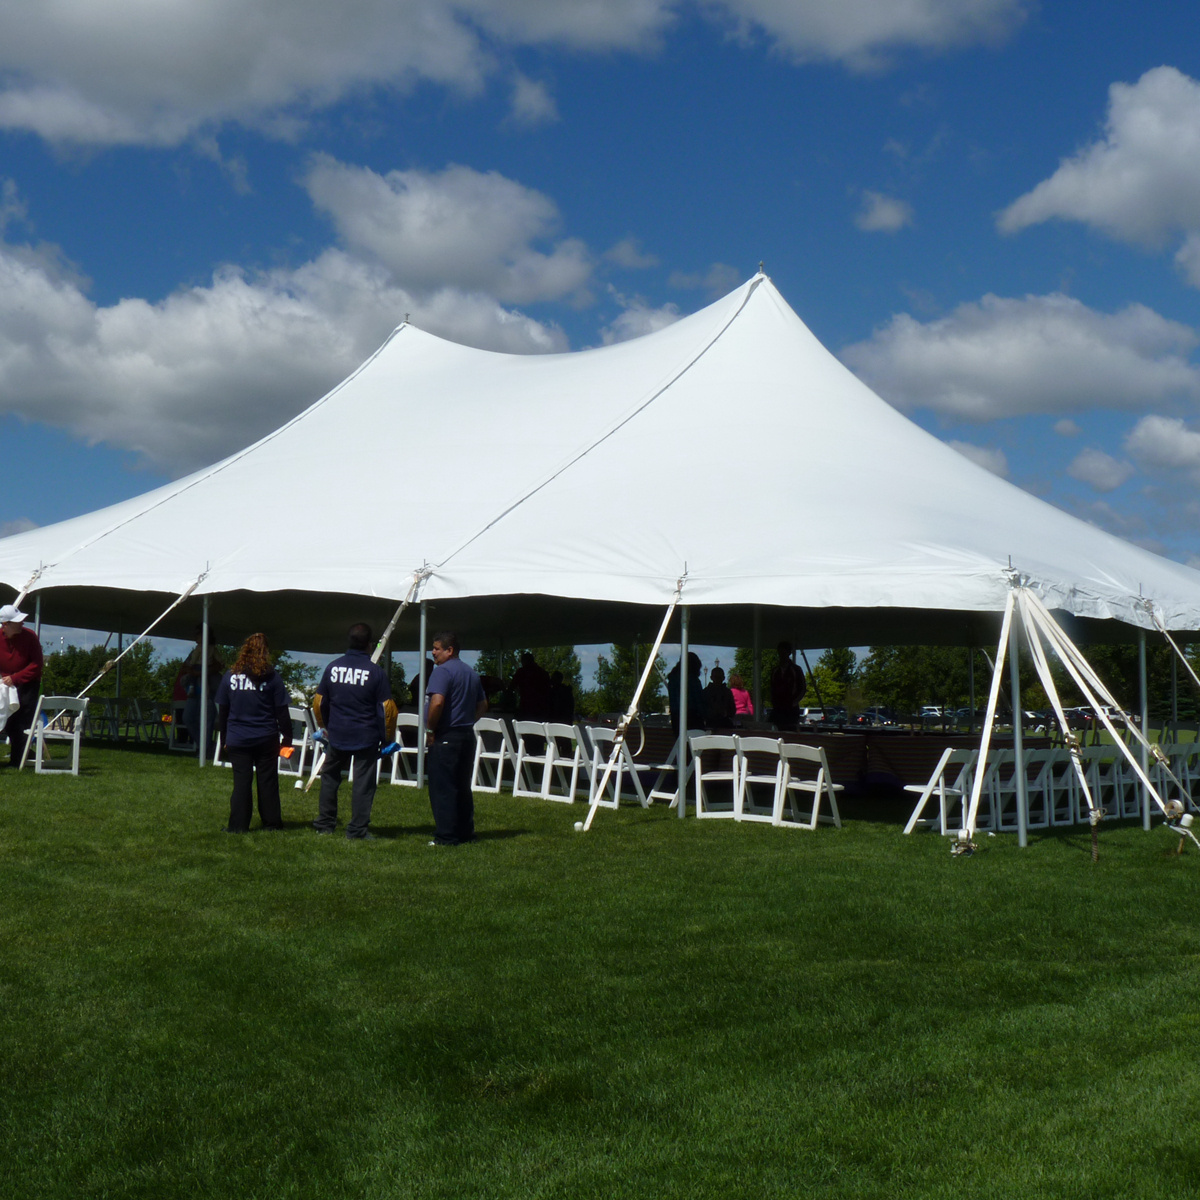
[379, 741, 401, 757]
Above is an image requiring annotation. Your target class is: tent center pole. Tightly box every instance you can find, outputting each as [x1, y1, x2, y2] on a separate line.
[34, 595, 41, 638]
[1140, 630, 1150, 831]
[1009, 621, 1026, 848]
[198, 597, 209, 768]
[416, 601, 428, 789]
[752, 605, 762, 720]
[677, 605, 690, 819]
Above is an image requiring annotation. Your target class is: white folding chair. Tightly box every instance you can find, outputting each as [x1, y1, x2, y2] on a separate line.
[471, 716, 515, 792]
[903, 748, 979, 834]
[543, 722, 586, 802]
[734, 735, 783, 822]
[1082, 747, 1123, 820]
[1018, 749, 1053, 831]
[646, 730, 702, 809]
[690, 733, 740, 818]
[1042, 749, 1079, 826]
[512, 720, 553, 799]
[20, 696, 89, 775]
[776, 742, 843, 829]
[585, 726, 650, 808]
[389, 713, 423, 788]
[278, 706, 315, 778]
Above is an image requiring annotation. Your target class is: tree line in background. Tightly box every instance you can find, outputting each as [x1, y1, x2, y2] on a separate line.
[34, 637, 1200, 724]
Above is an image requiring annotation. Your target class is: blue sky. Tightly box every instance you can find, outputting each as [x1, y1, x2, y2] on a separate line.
[5, 1, 1200, 672]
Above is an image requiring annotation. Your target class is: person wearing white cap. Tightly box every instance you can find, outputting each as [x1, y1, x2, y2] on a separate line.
[0, 604, 43, 766]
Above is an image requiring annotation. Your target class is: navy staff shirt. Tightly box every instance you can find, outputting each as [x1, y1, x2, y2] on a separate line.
[214, 669, 290, 748]
[318, 649, 390, 751]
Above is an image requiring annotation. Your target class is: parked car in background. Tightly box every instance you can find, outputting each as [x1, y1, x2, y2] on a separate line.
[854, 706, 894, 726]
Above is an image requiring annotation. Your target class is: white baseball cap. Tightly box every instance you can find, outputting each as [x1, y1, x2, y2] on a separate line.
[0, 604, 29, 624]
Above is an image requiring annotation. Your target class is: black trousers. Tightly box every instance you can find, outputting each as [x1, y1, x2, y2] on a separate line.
[427, 726, 476, 845]
[6, 683, 38, 765]
[316, 745, 378, 838]
[227, 740, 283, 831]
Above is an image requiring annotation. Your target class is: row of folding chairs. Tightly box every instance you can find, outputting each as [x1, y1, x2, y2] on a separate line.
[467, 718, 693, 808]
[83, 697, 173, 745]
[690, 734, 843, 829]
[904, 743, 1200, 835]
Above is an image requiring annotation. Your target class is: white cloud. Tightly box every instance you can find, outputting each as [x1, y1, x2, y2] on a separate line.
[719, 0, 1027, 70]
[668, 262, 743, 296]
[946, 440, 1007, 477]
[1066, 447, 1134, 492]
[0, 517, 37, 539]
[508, 73, 559, 126]
[0, 1, 1027, 148]
[601, 289, 681, 343]
[855, 190, 913, 233]
[1053, 418, 1081, 436]
[303, 157, 592, 305]
[1125, 414, 1200, 476]
[999, 67, 1200, 250]
[606, 237, 659, 269]
[0, 239, 566, 476]
[841, 293, 1200, 420]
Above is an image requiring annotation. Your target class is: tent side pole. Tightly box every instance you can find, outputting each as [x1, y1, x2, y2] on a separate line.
[1172, 653, 1178, 743]
[752, 606, 762, 720]
[678, 605, 690, 820]
[34, 595, 41, 638]
[1140, 629, 1150, 831]
[968, 646, 976, 734]
[115, 633, 123, 703]
[416, 601, 428, 789]
[1009, 621, 1027, 848]
[198, 597, 209, 768]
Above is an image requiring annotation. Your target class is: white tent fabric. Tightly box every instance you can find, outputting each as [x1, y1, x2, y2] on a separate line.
[3, 273, 1200, 648]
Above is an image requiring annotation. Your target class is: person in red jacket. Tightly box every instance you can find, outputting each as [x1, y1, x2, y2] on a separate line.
[0, 604, 44, 766]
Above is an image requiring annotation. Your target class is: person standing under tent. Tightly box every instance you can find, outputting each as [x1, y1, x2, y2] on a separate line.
[214, 633, 293, 832]
[728, 673, 754, 722]
[769, 641, 807, 731]
[703, 666, 736, 729]
[312, 622, 391, 840]
[0, 604, 43, 767]
[666, 652, 705, 735]
[548, 670, 575, 723]
[425, 631, 488, 846]
[512, 652, 551, 721]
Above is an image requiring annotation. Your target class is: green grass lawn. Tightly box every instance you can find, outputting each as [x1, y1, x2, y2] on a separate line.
[2, 746, 1199, 1199]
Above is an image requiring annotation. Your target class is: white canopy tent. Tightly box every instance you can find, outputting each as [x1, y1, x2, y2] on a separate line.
[3, 272, 1200, 653]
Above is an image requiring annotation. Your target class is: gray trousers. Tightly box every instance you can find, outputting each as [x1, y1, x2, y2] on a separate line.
[315, 744, 378, 837]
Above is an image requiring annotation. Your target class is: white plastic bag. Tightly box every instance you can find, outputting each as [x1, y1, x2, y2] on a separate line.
[0, 683, 18, 734]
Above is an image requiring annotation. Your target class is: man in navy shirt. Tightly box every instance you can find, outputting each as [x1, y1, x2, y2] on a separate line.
[425, 630, 488, 845]
[313, 622, 391, 839]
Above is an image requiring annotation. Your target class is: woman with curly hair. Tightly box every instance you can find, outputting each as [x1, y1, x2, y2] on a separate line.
[214, 632, 293, 832]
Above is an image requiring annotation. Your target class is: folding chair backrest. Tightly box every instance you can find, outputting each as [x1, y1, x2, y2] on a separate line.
[471, 715, 514, 793]
[26, 696, 89, 775]
[690, 733, 739, 818]
[736, 735, 783, 820]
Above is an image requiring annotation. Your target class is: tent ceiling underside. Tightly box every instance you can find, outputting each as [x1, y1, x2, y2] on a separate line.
[7, 584, 1182, 654]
